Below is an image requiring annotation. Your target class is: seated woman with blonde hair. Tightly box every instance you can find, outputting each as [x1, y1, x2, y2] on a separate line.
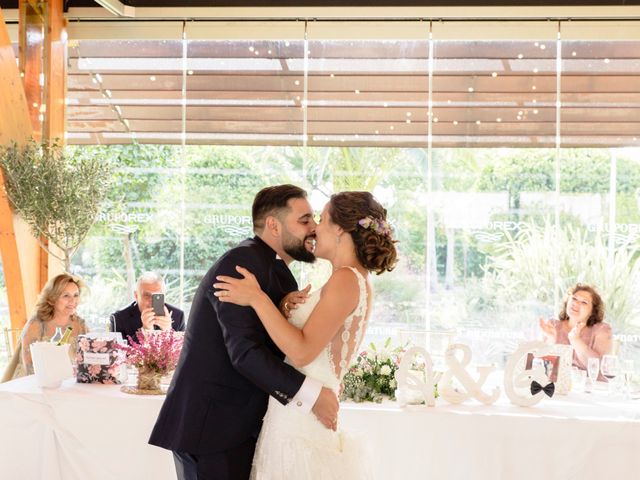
[539, 283, 612, 372]
[3, 273, 88, 381]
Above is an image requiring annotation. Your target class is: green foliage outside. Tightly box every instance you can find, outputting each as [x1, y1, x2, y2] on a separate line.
[0, 139, 113, 271]
[481, 220, 640, 330]
[59, 144, 640, 349]
[429, 148, 640, 333]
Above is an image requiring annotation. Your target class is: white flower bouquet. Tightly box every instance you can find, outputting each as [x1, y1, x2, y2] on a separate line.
[341, 338, 403, 403]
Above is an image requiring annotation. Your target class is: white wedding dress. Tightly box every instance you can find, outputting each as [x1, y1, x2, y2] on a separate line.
[251, 267, 373, 480]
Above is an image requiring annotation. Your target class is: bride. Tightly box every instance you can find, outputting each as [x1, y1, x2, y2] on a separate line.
[214, 191, 397, 479]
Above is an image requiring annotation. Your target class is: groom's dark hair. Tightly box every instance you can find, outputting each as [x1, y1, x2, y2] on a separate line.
[252, 184, 307, 233]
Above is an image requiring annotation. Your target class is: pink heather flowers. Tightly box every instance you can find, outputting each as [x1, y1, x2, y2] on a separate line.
[116, 330, 184, 375]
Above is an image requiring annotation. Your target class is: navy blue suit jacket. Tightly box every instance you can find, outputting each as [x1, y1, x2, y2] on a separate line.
[149, 237, 305, 454]
[110, 301, 185, 343]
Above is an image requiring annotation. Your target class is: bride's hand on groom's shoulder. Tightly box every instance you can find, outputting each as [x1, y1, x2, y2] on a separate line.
[213, 265, 263, 307]
[280, 285, 311, 318]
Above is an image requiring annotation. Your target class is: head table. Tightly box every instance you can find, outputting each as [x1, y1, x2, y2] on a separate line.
[0, 375, 638, 480]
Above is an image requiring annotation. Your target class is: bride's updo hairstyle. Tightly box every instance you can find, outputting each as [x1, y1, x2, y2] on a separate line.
[329, 191, 398, 275]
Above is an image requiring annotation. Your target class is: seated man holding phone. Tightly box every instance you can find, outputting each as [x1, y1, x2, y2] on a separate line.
[110, 272, 185, 342]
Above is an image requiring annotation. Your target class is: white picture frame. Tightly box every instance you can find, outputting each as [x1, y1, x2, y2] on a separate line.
[529, 343, 573, 395]
[504, 341, 573, 406]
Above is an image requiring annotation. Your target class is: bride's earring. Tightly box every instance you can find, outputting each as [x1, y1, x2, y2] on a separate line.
[336, 235, 341, 244]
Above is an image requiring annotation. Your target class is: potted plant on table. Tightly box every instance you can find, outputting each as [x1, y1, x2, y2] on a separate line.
[117, 330, 184, 395]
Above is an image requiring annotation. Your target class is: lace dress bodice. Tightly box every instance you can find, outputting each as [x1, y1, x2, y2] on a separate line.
[285, 267, 369, 392]
[251, 266, 373, 480]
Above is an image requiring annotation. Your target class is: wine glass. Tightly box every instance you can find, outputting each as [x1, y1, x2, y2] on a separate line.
[586, 357, 600, 393]
[600, 354, 619, 396]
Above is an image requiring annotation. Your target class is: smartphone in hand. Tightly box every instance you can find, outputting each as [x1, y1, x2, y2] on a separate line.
[151, 293, 165, 316]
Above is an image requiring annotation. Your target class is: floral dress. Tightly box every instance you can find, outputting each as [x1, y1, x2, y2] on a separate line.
[12, 315, 87, 378]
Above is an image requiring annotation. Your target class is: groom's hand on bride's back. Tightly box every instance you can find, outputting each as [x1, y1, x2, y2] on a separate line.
[312, 387, 339, 431]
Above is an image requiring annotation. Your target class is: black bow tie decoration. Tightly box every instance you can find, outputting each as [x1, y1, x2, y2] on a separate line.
[530, 381, 555, 398]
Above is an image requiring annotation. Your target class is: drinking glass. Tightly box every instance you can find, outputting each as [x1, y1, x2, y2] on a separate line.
[585, 357, 600, 393]
[571, 366, 586, 391]
[600, 354, 619, 396]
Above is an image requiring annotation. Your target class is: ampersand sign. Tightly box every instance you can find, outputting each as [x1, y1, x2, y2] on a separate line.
[438, 344, 500, 405]
[394, 346, 436, 407]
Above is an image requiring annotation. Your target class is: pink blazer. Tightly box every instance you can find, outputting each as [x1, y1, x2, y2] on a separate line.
[551, 319, 612, 370]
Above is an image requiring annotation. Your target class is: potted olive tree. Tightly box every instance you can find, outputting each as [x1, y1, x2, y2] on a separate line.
[0, 139, 113, 271]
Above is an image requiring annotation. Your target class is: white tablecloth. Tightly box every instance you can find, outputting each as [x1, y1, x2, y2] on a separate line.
[0, 375, 639, 480]
[0, 376, 172, 480]
[342, 393, 640, 480]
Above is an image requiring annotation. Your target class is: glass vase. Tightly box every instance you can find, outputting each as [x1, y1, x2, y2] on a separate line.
[135, 367, 164, 393]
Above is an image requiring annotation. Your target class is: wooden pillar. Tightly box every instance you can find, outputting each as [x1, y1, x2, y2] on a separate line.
[41, 0, 67, 282]
[0, 7, 32, 331]
[19, 0, 47, 287]
[19, 0, 68, 286]
[0, 1, 66, 331]
[19, 0, 44, 139]
[19, 0, 66, 140]
[42, 0, 66, 142]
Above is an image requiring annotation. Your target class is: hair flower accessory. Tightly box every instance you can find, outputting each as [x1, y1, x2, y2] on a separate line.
[358, 216, 393, 237]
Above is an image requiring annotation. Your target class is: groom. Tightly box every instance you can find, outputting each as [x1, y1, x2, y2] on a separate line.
[149, 184, 339, 480]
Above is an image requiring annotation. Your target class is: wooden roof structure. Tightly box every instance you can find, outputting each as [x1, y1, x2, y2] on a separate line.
[59, 36, 640, 147]
[2, 3, 639, 147]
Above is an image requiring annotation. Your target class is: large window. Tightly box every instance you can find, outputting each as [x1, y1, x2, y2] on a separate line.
[24, 19, 640, 369]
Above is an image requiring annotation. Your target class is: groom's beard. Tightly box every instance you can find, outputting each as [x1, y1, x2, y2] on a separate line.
[283, 232, 316, 264]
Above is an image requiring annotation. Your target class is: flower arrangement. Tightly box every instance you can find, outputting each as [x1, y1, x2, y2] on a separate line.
[116, 330, 184, 375]
[341, 338, 403, 403]
[357, 215, 393, 238]
[341, 337, 438, 403]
